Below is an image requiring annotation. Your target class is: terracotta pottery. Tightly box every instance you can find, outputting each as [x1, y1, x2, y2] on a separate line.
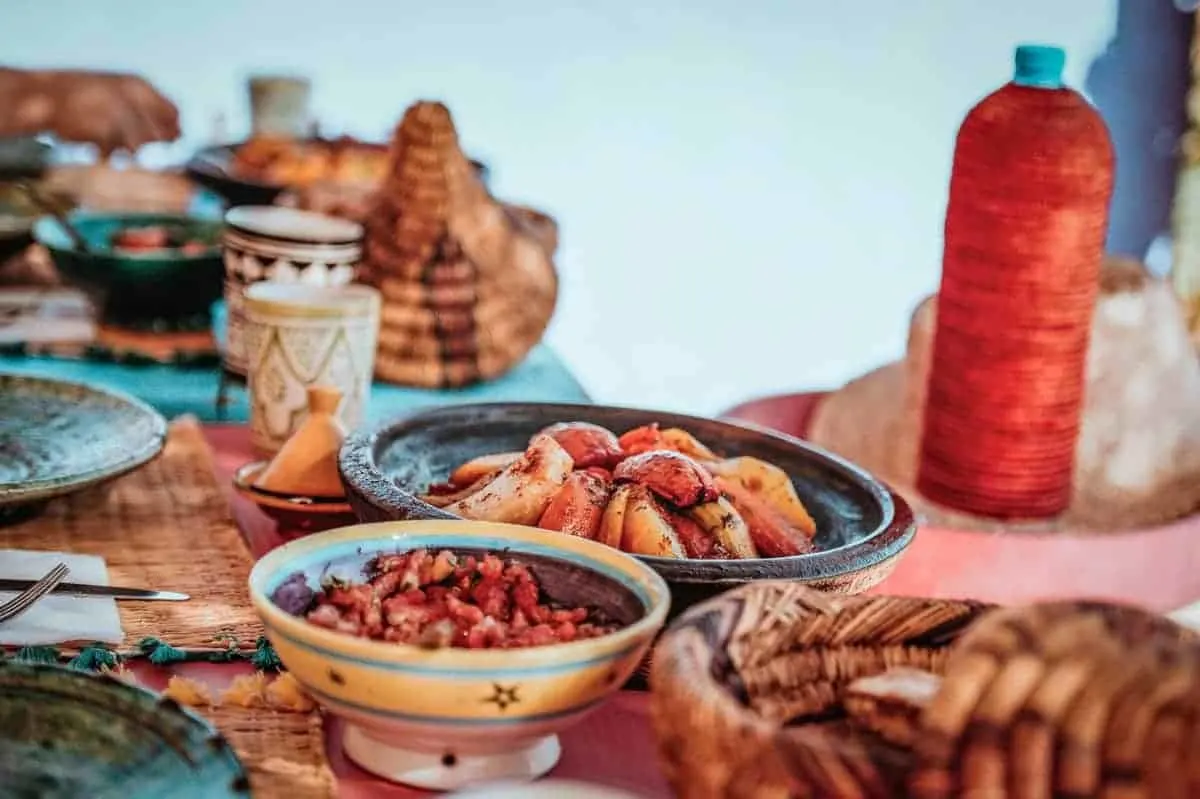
[233, 462, 356, 535]
[254, 385, 348, 498]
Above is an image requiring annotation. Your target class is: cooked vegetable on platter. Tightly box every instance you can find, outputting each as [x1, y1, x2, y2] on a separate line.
[421, 422, 818, 560]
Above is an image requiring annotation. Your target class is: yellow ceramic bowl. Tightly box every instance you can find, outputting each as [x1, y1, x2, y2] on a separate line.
[247, 520, 671, 791]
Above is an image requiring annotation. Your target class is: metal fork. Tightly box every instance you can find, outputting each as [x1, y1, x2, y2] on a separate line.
[0, 563, 70, 624]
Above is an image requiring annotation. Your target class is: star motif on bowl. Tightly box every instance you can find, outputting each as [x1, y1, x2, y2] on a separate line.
[482, 683, 520, 712]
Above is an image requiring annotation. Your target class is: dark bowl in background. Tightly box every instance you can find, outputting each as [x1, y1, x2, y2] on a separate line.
[339, 402, 916, 619]
[185, 142, 287, 208]
[33, 211, 224, 327]
[185, 139, 491, 209]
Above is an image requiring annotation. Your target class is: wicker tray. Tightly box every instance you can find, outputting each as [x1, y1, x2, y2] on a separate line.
[202, 704, 335, 799]
[0, 417, 261, 651]
[650, 583, 1200, 798]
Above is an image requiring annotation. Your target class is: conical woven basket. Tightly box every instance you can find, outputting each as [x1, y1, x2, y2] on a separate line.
[362, 101, 558, 388]
[650, 583, 1200, 798]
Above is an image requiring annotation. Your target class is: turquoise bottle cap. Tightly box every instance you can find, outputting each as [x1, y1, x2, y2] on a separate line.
[1013, 44, 1066, 88]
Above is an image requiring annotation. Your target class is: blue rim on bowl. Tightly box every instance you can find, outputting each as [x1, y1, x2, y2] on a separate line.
[248, 520, 672, 671]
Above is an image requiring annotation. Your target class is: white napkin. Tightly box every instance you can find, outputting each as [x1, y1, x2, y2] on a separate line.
[0, 550, 124, 646]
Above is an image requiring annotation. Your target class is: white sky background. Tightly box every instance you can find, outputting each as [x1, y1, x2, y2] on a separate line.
[2, 0, 1186, 414]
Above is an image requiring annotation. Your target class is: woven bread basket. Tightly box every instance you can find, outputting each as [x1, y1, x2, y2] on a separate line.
[650, 583, 1200, 798]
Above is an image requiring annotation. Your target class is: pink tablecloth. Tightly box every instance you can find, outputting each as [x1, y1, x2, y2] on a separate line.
[172, 424, 671, 799]
[723, 393, 1200, 612]
[192, 406, 1200, 796]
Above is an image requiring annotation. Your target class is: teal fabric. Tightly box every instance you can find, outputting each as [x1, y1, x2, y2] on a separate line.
[0, 344, 590, 423]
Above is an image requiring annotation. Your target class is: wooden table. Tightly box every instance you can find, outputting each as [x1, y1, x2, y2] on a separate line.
[182, 424, 671, 798]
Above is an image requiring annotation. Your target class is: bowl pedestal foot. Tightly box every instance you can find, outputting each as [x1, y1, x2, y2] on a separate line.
[342, 724, 562, 790]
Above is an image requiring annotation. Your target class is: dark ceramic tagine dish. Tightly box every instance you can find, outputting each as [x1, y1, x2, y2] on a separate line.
[339, 403, 916, 619]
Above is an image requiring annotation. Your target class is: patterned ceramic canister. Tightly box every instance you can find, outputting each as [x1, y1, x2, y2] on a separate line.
[222, 206, 363, 377]
[243, 283, 381, 453]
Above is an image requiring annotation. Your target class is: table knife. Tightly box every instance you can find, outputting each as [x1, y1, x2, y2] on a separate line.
[0, 579, 189, 601]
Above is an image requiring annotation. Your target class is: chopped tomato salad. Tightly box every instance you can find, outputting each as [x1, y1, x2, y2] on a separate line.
[303, 549, 619, 649]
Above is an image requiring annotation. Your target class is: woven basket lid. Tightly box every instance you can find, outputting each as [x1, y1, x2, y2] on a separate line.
[907, 600, 1200, 798]
[649, 582, 993, 798]
[650, 582, 1200, 798]
[362, 101, 558, 388]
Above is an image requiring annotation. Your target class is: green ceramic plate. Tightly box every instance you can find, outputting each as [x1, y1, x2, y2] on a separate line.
[0, 374, 167, 514]
[0, 662, 249, 798]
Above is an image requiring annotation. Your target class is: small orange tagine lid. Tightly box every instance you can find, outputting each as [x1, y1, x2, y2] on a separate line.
[254, 385, 348, 498]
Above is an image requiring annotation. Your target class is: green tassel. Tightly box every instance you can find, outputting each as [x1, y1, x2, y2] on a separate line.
[250, 636, 282, 672]
[138, 637, 187, 666]
[68, 644, 119, 672]
[14, 645, 60, 665]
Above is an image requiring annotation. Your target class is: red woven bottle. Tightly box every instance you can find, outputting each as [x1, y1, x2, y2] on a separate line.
[917, 45, 1114, 519]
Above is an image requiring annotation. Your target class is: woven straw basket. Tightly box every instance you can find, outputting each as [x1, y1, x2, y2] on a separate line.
[362, 101, 559, 389]
[650, 583, 1200, 798]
